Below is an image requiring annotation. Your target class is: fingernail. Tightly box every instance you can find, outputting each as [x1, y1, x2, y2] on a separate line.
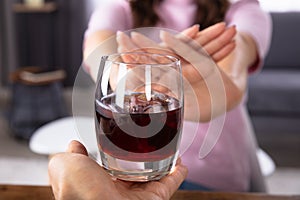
[116, 31, 124, 42]
[193, 24, 200, 30]
[130, 31, 138, 38]
[159, 30, 167, 39]
[229, 25, 237, 31]
[116, 31, 122, 38]
[217, 22, 226, 27]
[117, 46, 123, 53]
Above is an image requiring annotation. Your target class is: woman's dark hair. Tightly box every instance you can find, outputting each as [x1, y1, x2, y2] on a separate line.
[129, 0, 230, 29]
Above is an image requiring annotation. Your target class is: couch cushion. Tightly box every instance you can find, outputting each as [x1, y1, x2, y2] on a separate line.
[247, 70, 300, 115]
[264, 12, 300, 70]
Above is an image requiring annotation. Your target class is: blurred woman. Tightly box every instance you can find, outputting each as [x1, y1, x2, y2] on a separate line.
[82, 0, 272, 192]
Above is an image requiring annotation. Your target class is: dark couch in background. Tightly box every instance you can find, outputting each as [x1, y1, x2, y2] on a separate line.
[247, 12, 300, 167]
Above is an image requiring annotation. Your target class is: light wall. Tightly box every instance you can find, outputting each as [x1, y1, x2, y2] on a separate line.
[259, 0, 300, 12]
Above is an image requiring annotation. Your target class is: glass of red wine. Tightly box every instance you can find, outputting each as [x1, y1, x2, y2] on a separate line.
[95, 52, 184, 181]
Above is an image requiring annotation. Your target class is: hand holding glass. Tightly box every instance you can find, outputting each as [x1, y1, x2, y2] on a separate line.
[95, 52, 184, 181]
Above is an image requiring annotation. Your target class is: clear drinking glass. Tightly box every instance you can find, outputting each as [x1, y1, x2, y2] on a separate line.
[94, 52, 184, 181]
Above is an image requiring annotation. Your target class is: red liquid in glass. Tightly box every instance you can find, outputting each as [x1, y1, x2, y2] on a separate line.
[95, 93, 183, 161]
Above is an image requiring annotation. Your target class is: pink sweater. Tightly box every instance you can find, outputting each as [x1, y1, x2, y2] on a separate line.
[85, 0, 272, 191]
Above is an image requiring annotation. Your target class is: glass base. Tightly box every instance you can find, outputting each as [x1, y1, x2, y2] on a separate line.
[98, 151, 178, 182]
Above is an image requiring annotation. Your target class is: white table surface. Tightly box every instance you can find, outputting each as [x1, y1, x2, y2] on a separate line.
[29, 116, 96, 155]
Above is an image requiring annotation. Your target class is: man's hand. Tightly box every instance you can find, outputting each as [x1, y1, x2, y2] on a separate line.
[49, 140, 188, 200]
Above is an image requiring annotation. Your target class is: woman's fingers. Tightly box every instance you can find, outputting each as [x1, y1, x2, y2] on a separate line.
[190, 23, 236, 62]
[167, 22, 236, 63]
[176, 24, 200, 42]
[211, 40, 236, 62]
[117, 22, 236, 64]
[195, 22, 226, 46]
[116, 31, 138, 53]
[131, 32, 160, 49]
[116, 31, 142, 63]
[130, 31, 174, 62]
[203, 25, 237, 56]
[160, 30, 214, 78]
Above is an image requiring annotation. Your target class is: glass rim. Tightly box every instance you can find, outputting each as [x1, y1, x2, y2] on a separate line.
[103, 52, 180, 67]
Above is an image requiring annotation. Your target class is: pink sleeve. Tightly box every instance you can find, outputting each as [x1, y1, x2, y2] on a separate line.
[84, 0, 132, 38]
[225, 0, 272, 73]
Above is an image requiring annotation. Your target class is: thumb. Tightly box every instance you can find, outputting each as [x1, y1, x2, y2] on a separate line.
[67, 140, 88, 156]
